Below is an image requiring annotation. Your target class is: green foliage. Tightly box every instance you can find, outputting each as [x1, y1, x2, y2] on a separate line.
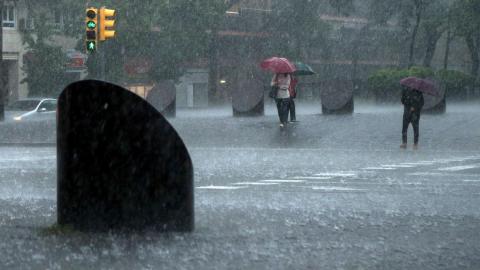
[367, 66, 434, 102]
[21, 43, 68, 97]
[451, 0, 480, 77]
[264, 0, 330, 60]
[19, 5, 70, 98]
[82, 0, 227, 82]
[408, 66, 435, 78]
[436, 69, 475, 96]
[368, 66, 474, 101]
[40, 223, 76, 236]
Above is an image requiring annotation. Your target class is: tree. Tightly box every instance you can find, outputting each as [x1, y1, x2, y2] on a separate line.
[368, 0, 435, 67]
[451, 0, 480, 79]
[419, 0, 449, 67]
[0, 0, 4, 120]
[78, 0, 226, 83]
[19, 2, 70, 97]
[263, 0, 330, 60]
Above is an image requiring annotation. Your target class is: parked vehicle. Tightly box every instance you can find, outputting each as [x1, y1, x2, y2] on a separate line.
[5, 98, 57, 122]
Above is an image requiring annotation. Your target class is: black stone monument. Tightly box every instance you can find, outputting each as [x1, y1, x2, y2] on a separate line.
[232, 69, 264, 117]
[57, 80, 193, 232]
[321, 80, 354, 115]
[423, 81, 446, 114]
[146, 80, 177, 118]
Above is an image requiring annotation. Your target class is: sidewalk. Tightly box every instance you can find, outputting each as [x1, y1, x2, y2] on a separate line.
[0, 102, 479, 151]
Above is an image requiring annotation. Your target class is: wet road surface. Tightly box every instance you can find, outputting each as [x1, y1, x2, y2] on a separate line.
[0, 103, 479, 269]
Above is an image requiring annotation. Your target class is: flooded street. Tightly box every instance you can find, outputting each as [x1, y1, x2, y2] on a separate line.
[1, 104, 479, 269]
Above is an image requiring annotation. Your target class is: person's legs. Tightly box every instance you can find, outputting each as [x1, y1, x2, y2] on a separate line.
[276, 99, 282, 123]
[289, 98, 296, 121]
[412, 113, 420, 146]
[279, 99, 290, 124]
[401, 113, 410, 147]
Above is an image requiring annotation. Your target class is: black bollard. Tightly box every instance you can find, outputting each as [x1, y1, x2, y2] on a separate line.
[232, 69, 264, 117]
[423, 84, 446, 114]
[320, 80, 354, 115]
[146, 80, 177, 118]
[57, 80, 193, 232]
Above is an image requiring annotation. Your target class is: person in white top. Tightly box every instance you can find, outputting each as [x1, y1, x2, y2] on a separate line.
[271, 73, 291, 127]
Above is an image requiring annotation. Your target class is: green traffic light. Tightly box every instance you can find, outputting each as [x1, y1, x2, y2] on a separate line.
[87, 21, 96, 29]
[86, 41, 96, 52]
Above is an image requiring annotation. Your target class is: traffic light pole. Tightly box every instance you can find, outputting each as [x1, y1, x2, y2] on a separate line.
[86, 6, 115, 81]
[100, 43, 106, 81]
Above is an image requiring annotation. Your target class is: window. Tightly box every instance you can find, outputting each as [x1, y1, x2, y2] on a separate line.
[50, 9, 63, 30]
[2, 5, 15, 28]
[38, 100, 57, 112]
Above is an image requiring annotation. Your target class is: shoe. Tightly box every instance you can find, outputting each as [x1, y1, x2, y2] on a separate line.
[279, 123, 285, 128]
[413, 144, 418, 150]
[400, 143, 407, 149]
[290, 119, 298, 122]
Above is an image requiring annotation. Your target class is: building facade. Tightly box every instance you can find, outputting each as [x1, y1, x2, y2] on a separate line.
[2, 0, 85, 103]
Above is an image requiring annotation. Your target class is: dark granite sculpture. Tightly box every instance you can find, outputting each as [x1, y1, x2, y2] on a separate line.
[57, 80, 193, 232]
[232, 68, 264, 117]
[321, 80, 354, 115]
[146, 80, 176, 118]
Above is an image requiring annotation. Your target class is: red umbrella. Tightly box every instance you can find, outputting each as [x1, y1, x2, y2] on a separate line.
[260, 57, 296, 74]
[400, 76, 439, 96]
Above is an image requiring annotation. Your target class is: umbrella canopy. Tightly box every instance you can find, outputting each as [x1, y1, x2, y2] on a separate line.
[400, 76, 439, 96]
[260, 57, 296, 74]
[293, 62, 315, 76]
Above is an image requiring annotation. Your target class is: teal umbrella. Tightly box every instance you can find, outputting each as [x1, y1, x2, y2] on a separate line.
[293, 62, 315, 76]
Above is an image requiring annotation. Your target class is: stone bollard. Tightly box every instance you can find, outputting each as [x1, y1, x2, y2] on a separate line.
[423, 84, 446, 114]
[320, 80, 354, 115]
[146, 80, 177, 118]
[57, 80, 193, 232]
[232, 69, 264, 117]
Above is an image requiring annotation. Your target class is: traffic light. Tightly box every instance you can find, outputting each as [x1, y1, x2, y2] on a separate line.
[99, 7, 116, 41]
[85, 7, 98, 53]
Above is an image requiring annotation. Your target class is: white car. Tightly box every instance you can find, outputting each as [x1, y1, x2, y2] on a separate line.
[5, 98, 57, 122]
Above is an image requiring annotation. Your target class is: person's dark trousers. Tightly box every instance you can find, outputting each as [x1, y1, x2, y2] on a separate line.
[289, 98, 296, 121]
[402, 111, 421, 144]
[276, 98, 290, 124]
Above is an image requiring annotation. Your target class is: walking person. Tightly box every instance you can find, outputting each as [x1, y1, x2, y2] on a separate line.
[271, 73, 291, 128]
[400, 86, 424, 149]
[289, 75, 298, 122]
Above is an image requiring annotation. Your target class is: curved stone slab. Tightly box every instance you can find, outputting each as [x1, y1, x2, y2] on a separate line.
[320, 80, 354, 111]
[57, 80, 193, 232]
[423, 81, 446, 111]
[232, 69, 264, 116]
[146, 80, 176, 117]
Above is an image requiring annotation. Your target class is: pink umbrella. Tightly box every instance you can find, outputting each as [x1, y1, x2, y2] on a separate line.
[400, 76, 439, 96]
[260, 57, 296, 74]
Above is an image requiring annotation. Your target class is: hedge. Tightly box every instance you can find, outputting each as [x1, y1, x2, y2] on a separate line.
[368, 66, 474, 102]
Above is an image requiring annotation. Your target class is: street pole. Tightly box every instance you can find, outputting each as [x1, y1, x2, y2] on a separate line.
[100, 43, 106, 81]
[0, 3, 4, 122]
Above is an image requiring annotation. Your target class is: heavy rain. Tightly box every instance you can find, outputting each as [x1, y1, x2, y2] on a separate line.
[0, 0, 480, 269]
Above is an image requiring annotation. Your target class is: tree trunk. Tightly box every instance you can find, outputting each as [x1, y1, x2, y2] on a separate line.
[207, 33, 219, 105]
[465, 33, 480, 79]
[408, 1, 422, 68]
[443, 24, 452, 70]
[0, 3, 4, 121]
[423, 29, 442, 67]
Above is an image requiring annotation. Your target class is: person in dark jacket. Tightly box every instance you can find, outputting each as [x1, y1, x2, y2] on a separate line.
[288, 75, 298, 122]
[400, 86, 424, 149]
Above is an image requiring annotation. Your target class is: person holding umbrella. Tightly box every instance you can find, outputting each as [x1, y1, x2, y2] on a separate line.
[271, 73, 292, 128]
[260, 57, 296, 128]
[400, 86, 424, 149]
[399, 77, 438, 149]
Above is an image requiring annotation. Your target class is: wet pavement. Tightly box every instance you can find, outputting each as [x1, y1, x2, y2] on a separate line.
[0, 102, 480, 269]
